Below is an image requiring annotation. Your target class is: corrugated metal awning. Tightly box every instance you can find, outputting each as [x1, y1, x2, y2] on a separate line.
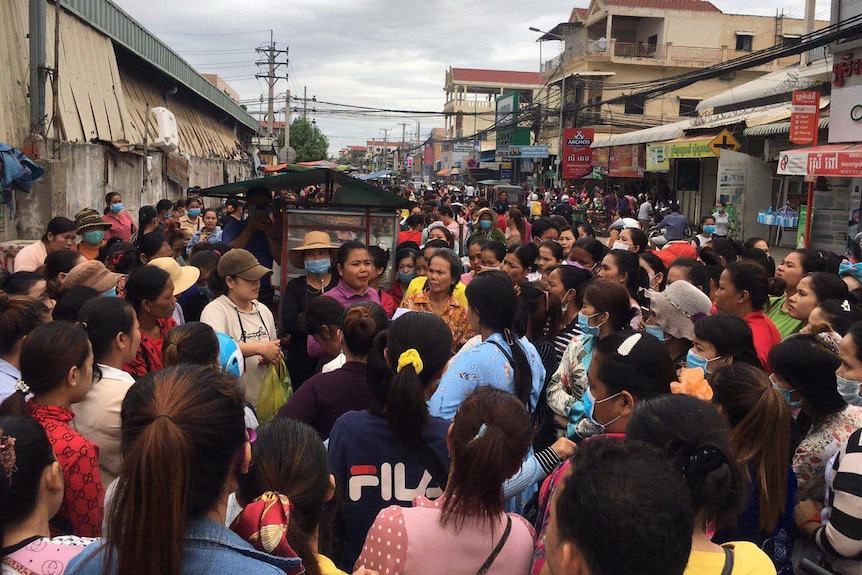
[744, 116, 829, 137]
[592, 120, 689, 148]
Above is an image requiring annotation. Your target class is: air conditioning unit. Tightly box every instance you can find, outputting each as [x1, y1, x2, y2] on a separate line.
[150, 107, 179, 153]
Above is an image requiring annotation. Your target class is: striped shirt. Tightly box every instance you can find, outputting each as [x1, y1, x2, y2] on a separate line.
[816, 426, 862, 568]
[553, 319, 583, 364]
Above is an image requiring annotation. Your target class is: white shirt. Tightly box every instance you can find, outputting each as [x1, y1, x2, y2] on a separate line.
[0, 358, 21, 402]
[714, 212, 730, 236]
[638, 201, 653, 220]
[96, 364, 135, 383]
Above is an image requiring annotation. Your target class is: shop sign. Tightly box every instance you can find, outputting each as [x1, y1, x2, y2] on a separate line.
[608, 145, 644, 178]
[646, 143, 670, 172]
[790, 91, 820, 145]
[501, 161, 512, 182]
[507, 146, 550, 158]
[778, 145, 862, 177]
[562, 128, 594, 179]
[830, 49, 862, 143]
[666, 139, 714, 159]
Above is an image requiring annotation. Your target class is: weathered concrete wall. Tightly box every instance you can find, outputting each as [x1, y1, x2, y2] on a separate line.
[8, 141, 252, 241]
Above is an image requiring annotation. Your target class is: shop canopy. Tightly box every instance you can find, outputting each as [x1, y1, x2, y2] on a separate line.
[777, 143, 862, 177]
[356, 169, 393, 180]
[198, 168, 413, 208]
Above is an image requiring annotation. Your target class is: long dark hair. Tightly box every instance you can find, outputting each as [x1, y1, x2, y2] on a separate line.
[125, 266, 171, 313]
[80, 297, 137, 378]
[594, 331, 674, 400]
[441, 387, 531, 530]
[367, 312, 453, 450]
[605, 250, 649, 305]
[105, 365, 246, 575]
[693, 314, 762, 369]
[724, 261, 770, 310]
[162, 322, 220, 367]
[237, 418, 330, 575]
[341, 302, 388, 357]
[0, 293, 49, 357]
[465, 271, 534, 406]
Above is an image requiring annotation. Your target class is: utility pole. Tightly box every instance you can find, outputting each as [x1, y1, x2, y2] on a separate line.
[303, 86, 308, 119]
[255, 30, 288, 141]
[29, 0, 48, 136]
[380, 128, 390, 171]
[398, 122, 409, 173]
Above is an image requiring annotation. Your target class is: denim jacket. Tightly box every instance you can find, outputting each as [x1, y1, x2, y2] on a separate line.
[67, 517, 301, 574]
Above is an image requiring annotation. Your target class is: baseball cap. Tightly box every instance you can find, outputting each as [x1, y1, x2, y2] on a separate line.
[217, 248, 272, 281]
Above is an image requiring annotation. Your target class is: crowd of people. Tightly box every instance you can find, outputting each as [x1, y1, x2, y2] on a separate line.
[3, 179, 862, 575]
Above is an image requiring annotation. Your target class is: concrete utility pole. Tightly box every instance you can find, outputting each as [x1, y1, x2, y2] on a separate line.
[380, 128, 390, 170]
[29, 0, 48, 136]
[398, 122, 409, 172]
[255, 30, 288, 140]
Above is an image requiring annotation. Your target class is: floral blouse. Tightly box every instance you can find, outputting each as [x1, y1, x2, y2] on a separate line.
[545, 334, 596, 418]
[400, 291, 473, 351]
[793, 406, 862, 502]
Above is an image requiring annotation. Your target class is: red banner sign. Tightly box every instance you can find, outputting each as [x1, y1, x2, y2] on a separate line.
[608, 145, 645, 178]
[790, 91, 820, 145]
[424, 144, 434, 166]
[562, 128, 594, 179]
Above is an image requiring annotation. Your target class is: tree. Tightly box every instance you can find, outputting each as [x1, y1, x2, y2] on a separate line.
[286, 116, 329, 162]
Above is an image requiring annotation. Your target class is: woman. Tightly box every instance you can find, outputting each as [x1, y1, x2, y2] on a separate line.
[0, 294, 50, 402]
[502, 243, 539, 286]
[136, 231, 173, 265]
[62, 259, 123, 297]
[14, 217, 76, 272]
[103, 192, 137, 243]
[0, 270, 56, 310]
[44, 249, 86, 290]
[0, 417, 94, 572]
[803, 298, 862, 337]
[466, 208, 506, 246]
[431, 271, 545, 419]
[177, 197, 204, 242]
[301, 296, 346, 369]
[201, 249, 280, 408]
[278, 302, 387, 439]
[770, 335, 862, 502]
[645, 279, 713, 369]
[0, 321, 103, 537]
[134, 205, 159, 242]
[714, 261, 781, 371]
[626, 394, 777, 575]
[536, 241, 563, 282]
[598, 249, 648, 328]
[323, 241, 381, 307]
[329, 312, 454, 570]
[691, 214, 716, 249]
[357, 388, 536, 575]
[401, 248, 473, 350]
[233, 418, 345, 575]
[545, 279, 634, 425]
[546, 265, 592, 362]
[67, 365, 297, 575]
[390, 247, 418, 305]
[640, 251, 667, 292]
[616, 227, 648, 255]
[74, 297, 140, 485]
[557, 226, 576, 260]
[186, 208, 223, 253]
[568, 237, 604, 275]
[689, 313, 762, 374]
[786, 271, 849, 328]
[460, 239, 484, 286]
[505, 208, 527, 246]
[282, 232, 340, 388]
[123, 265, 177, 377]
[769, 249, 825, 339]
[711, 364, 795, 575]
[74, 208, 113, 261]
[480, 240, 506, 270]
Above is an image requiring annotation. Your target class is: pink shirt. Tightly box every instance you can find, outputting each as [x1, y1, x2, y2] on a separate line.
[103, 211, 136, 243]
[13, 240, 47, 272]
[356, 496, 536, 575]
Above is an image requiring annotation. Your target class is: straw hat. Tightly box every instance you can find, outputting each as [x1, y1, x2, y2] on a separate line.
[147, 257, 201, 295]
[475, 207, 497, 222]
[74, 208, 112, 234]
[288, 231, 338, 269]
[62, 260, 122, 293]
[647, 280, 712, 341]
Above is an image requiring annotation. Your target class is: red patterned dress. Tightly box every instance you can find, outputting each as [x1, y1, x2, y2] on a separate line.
[28, 402, 105, 537]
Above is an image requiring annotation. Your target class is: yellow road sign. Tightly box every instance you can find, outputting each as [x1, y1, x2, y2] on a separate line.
[708, 129, 741, 158]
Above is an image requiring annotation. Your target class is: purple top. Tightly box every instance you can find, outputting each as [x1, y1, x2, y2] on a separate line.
[324, 280, 381, 307]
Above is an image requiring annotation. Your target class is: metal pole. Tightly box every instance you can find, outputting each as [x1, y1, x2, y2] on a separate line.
[803, 103, 820, 248]
[557, 46, 566, 188]
[284, 89, 291, 150]
[51, 0, 61, 142]
[29, 0, 47, 135]
[266, 31, 275, 139]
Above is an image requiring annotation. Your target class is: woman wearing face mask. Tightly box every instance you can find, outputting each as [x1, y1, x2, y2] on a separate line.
[691, 215, 716, 249]
[786, 272, 849, 328]
[186, 208, 223, 254]
[769, 335, 862, 502]
[644, 279, 713, 370]
[103, 192, 137, 243]
[689, 313, 762, 376]
[639, 252, 667, 292]
[568, 237, 605, 275]
[546, 265, 593, 362]
[598, 250, 650, 329]
[545, 279, 634, 425]
[282, 232, 339, 388]
[612, 228, 648, 255]
[13, 217, 77, 273]
[769, 249, 826, 339]
[467, 208, 506, 246]
[389, 247, 418, 306]
[74, 208, 113, 261]
[480, 240, 506, 271]
[177, 197, 204, 243]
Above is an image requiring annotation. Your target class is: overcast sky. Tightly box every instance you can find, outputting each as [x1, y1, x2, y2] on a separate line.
[113, 0, 831, 155]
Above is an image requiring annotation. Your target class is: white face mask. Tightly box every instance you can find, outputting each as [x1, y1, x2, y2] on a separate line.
[611, 241, 630, 252]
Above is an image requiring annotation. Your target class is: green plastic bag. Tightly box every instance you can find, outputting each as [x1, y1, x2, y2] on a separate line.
[257, 360, 292, 424]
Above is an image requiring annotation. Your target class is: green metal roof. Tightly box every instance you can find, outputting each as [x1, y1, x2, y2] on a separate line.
[61, 0, 261, 134]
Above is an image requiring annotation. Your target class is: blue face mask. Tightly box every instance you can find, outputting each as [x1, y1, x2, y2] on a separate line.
[770, 374, 801, 408]
[583, 387, 622, 434]
[578, 311, 604, 337]
[479, 219, 493, 230]
[110, 203, 123, 213]
[199, 285, 212, 298]
[837, 374, 862, 407]
[703, 225, 716, 235]
[645, 324, 667, 342]
[305, 258, 331, 275]
[102, 286, 118, 298]
[398, 271, 418, 284]
[83, 230, 105, 244]
[188, 208, 201, 217]
[166, 213, 174, 220]
[686, 350, 722, 375]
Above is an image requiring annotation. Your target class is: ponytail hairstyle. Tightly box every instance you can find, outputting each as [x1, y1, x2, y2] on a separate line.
[441, 387, 532, 530]
[627, 394, 745, 529]
[0, 321, 91, 417]
[711, 363, 790, 533]
[0, 416, 56, 549]
[480, 240, 507, 266]
[79, 297, 137, 378]
[594, 331, 674, 401]
[514, 282, 561, 342]
[44, 249, 84, 298]
[105, 365, 246, 575]
[465, 271, 534, 406]
[639, 252, 667, 291]
[803, 272, 850, 305]
[367, 312, 453, 450]
[236, 418, 330, 575]
[539, 240, 564, 264]
[162, 322, 220, 367]
[137, 232, 171, 265]
[813, 299, 862, 336]
[341, 302, 388, 358]
[724, 261, 770, 310]
[507, 208, 527, 241]
[0, 293, 50, 357]
[605, 250, 649, 306]
[507, 243, 539, 273]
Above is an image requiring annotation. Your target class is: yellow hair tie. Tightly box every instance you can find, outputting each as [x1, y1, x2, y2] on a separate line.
[397, 348, 424, 375]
